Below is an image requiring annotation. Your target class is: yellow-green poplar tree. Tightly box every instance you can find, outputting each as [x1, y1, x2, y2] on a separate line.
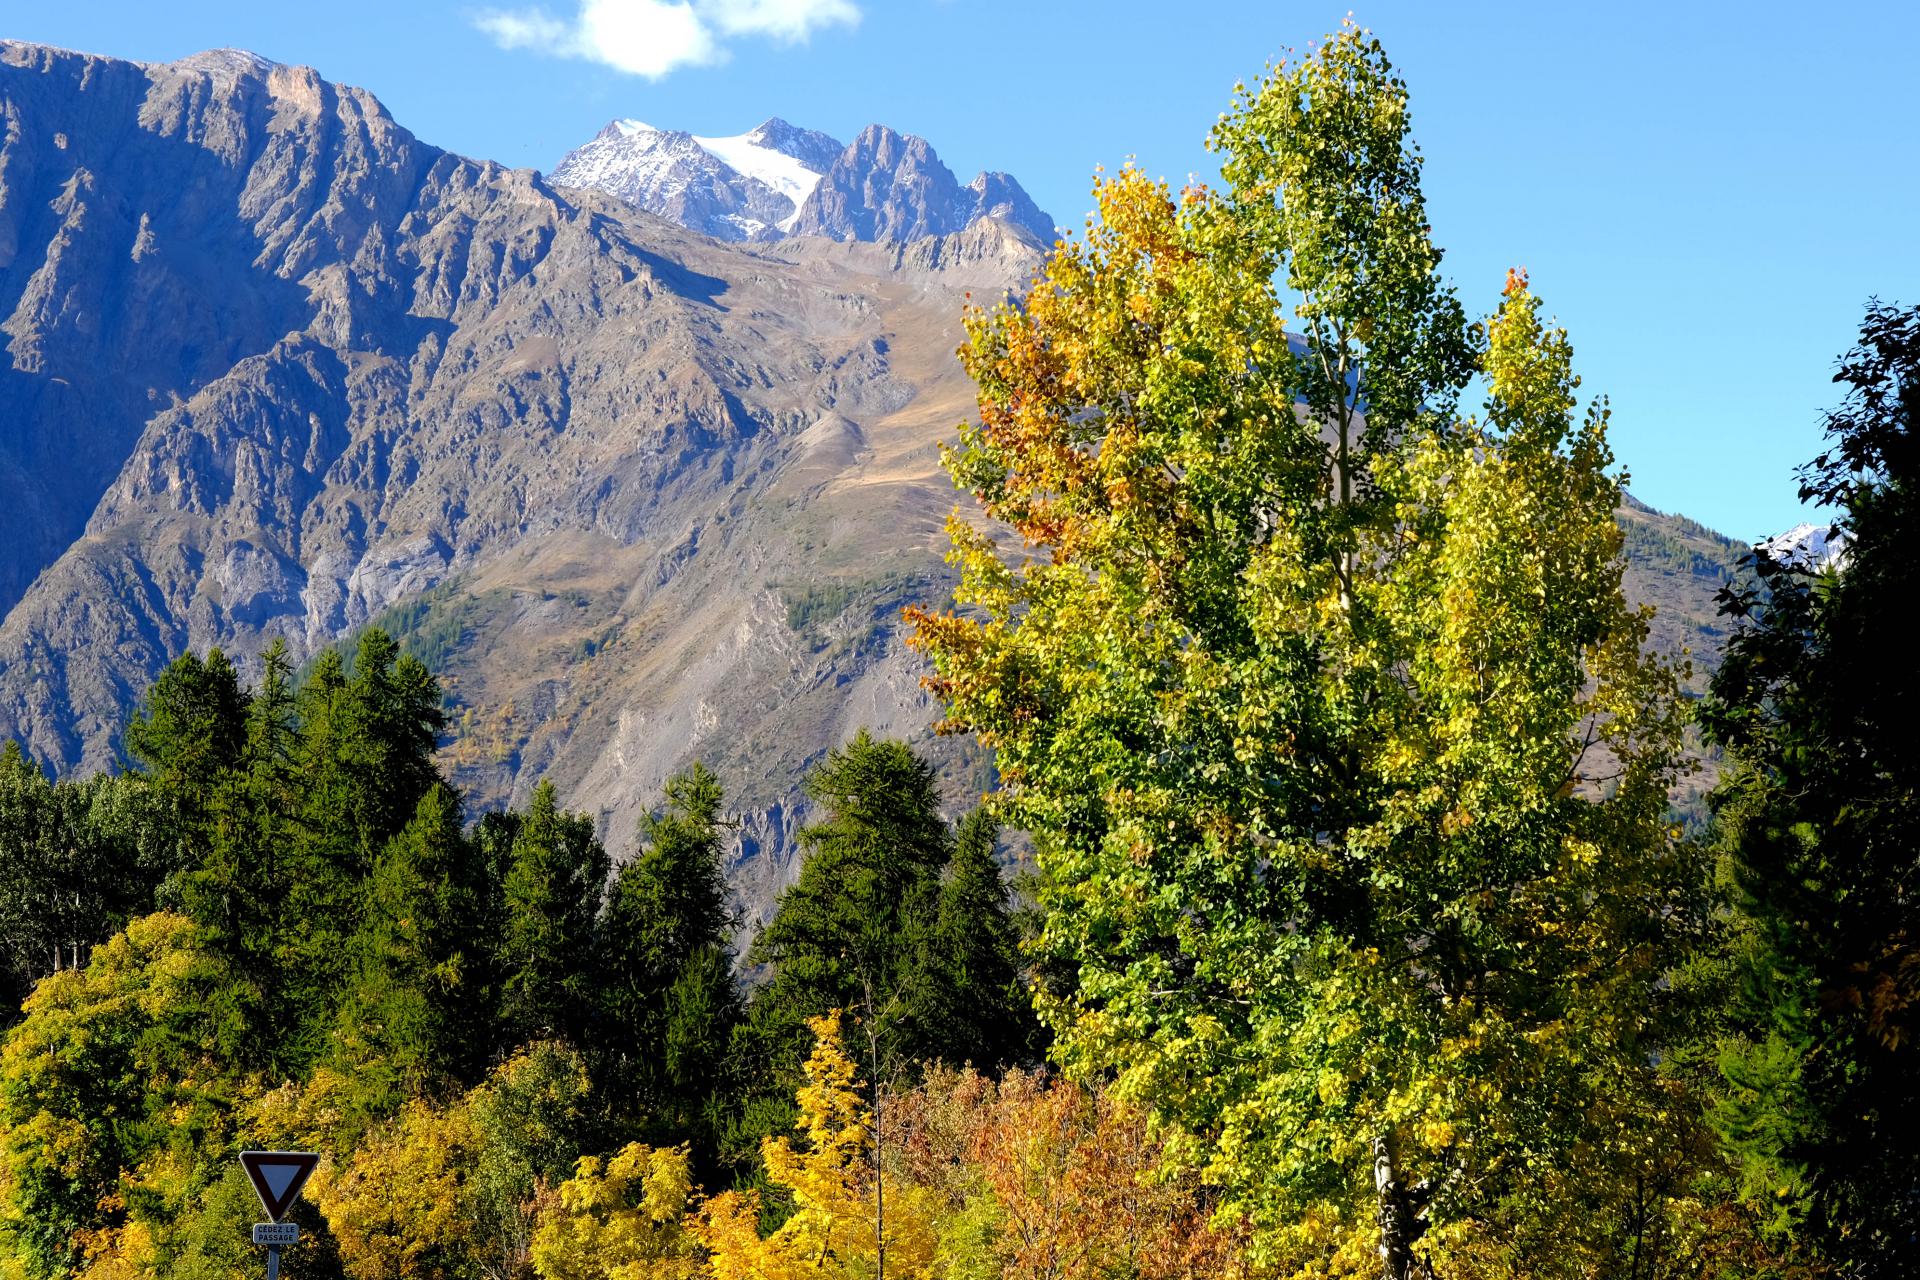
[909, 23, 1709, 1279]
[0, 914, 255, 1280]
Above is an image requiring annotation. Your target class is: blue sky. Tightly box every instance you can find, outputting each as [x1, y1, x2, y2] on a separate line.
[6, 1, 1915, 541]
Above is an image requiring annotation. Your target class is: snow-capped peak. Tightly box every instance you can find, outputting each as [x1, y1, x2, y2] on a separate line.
[691, 125, 826, 231]
[553, 116, 844, 242]
[1759, 522, 1849, 571]
[550, 114, 1054, 247]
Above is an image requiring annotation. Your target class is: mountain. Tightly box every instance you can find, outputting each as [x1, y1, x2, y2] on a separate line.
[548, 117, 841, 241]
[1761, 521, 1847, 570]
[0, 39, 1043, 923]
[551, 116, 1056, 246]
[0, 40, 1746, 919]
[1616, 495, 1750, 685]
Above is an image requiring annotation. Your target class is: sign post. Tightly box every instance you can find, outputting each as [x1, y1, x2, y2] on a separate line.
[239, 1151, 319, 1280]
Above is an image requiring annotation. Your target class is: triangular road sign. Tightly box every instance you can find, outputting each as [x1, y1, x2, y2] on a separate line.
[240, 1151, 319, 1222]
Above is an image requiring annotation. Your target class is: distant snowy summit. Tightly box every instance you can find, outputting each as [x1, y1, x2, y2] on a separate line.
[549, 116, 1056, 246]
[1760, 522, 1849, 570]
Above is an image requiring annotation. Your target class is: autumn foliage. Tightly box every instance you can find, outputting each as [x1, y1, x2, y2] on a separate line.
[6, 14, 1910, 1280]
[909, 19, 1738, 1280]
[264, 1015, 1240, 1280]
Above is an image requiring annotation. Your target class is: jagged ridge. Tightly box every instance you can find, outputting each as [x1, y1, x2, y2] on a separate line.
[0, 41, 1039, 924]
[550, 115, 1056, 246]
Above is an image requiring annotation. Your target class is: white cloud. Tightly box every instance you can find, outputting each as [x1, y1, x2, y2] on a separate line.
[473, 0, 858, 79]
[472, 8, 576, 50]
[703, 0, 861, 40]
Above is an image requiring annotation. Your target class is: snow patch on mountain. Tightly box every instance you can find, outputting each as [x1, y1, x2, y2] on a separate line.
[550, 115, 1054, 246]
[693, 127, 823, 231]
[1760, 522, 1849, 570]
[550, 123, 710, 199]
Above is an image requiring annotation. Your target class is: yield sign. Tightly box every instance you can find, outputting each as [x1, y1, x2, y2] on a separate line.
[240, 1151, 319, 1222]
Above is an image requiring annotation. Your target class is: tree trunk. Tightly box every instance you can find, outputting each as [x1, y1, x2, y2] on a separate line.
[1374, 1134, 1429, 1280]
[865, 974, 886, 1280]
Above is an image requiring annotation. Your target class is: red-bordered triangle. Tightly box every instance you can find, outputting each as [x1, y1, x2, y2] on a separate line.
[240, 1151, 319, 1222]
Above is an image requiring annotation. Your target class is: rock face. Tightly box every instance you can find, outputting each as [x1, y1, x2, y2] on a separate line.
[551, 116, 1056, 247]
[0, 40, 1038, 923]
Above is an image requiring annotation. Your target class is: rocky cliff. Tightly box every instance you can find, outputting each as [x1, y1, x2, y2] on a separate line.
[0, 40, 1039, 924]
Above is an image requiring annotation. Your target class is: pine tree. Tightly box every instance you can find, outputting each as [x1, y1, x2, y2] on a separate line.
[168, 641, 297, 1058]
[280, 631, 449, 1067]
[1704, 301, 1920, 1273]
[498, 780, 609, 1047]
[593, 763, 740, 1137]
[121, 647, 253, 909]
[911, 808, 1036, 1071]
[332, 783, 488, 1115]
[744, 732, 951, 1090]
[122, 647, 251, 815]
[343, 630, 448, 848]
[660, 943, 739, 1127]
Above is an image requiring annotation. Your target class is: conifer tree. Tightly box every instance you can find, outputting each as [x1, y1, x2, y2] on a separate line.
[498, 780, 609, 1046]
[744, 732, 951, 1087]
[1704, 301, 1920, 1273]
[279, 646, 363, 1054]
[913, 808, 1036, 1071]
[333, 783, 488, 1114]
[167, 640, 297, 1057]
[280, 631, 448, 1066]
[121, 647, 253, 911]
[122, 647, 251, 818]
[343, 630, 448, 847]
[594, 763, 740, 1136]
[659, 943, 739, 1128]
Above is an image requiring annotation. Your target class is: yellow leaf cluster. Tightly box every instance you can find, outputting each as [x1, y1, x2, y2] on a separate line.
[694, 1013, 936, 1280]
[309, 1098, 477, 1280]
[532, 1144, 700, 1280]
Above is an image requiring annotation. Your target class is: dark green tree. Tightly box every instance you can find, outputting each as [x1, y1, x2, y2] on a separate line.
[1704, 301, 1920, 1274]
[468, 807, 522, 1022]
[120, 648, 254, 919]
[660, 943, 740, 1138]
[743, 732, 953, 1092]
[165, 641, 298, 1056]
[909, 808, 1037, 1071]
[331, 783, 488, 1114]
[0, 749, 164, 1021]
[121, 648, 250, 816]
[593, 763, 740, 1137]
[498, 780, 609, 1047]
[279, 632, 447, 1066]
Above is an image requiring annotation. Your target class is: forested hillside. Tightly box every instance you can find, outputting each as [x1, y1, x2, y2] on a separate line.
[0, 630, 1065, 1279]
